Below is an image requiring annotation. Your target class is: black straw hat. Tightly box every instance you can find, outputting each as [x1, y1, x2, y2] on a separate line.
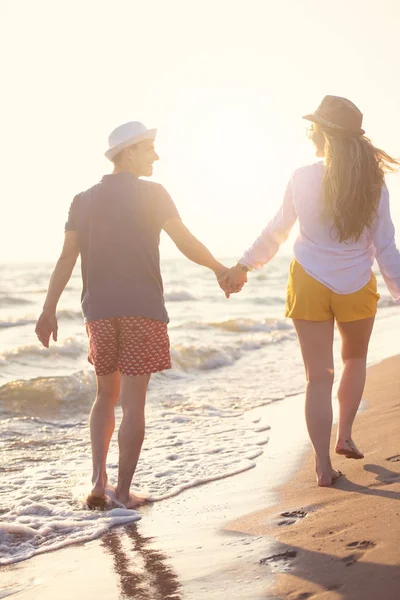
[303, 95, 365, 136]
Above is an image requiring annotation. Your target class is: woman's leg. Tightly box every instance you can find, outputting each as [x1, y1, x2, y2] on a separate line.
[335, 317, 375, 458]
[293, 318, 340, 486]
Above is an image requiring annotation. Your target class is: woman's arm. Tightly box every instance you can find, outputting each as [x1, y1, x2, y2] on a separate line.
[238, 176, 297, 270]
[221, 176, 297, 292]
[371, 186, 400, 303]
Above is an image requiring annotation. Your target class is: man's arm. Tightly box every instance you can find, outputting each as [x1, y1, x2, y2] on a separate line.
[163, 218, 228, 281]
[35, 232, 80, 347]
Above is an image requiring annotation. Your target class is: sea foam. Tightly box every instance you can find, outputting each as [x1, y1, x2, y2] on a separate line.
[0, 402, 271, 565]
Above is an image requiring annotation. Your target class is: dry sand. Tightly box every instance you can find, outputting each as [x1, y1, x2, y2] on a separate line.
[228, 355, 400, 600]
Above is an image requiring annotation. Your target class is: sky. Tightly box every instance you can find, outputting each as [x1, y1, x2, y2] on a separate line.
[1, 0, 400, 263]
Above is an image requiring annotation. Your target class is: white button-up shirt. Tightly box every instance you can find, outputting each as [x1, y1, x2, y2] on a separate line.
[239, 161, 400, 302]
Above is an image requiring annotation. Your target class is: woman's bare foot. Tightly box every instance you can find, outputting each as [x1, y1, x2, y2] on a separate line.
[317, 468, 343, 487]
[336, 438, 364, 460]
[115, 489, 147, 509]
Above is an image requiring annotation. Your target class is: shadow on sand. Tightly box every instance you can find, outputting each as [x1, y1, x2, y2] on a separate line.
[262, 465, 400, 599]
[261, 541, 400, 600]
[326, 464, 400, 501]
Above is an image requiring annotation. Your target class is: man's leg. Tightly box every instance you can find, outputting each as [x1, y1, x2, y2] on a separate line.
[115, 373, 150, 508]
[88, 371, 120, 500]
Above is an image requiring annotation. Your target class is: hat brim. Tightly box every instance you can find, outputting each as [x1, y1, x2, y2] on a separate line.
[302, 114, 365, 136]
[105, 128, 157, 161]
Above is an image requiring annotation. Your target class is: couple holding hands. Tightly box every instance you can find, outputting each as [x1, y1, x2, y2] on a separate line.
[36, 95, 400, 507]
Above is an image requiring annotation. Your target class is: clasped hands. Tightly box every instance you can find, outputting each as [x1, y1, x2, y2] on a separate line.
[216, 264, 248, 298]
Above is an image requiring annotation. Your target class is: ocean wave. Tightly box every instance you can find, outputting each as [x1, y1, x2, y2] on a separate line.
[171, 326, 294, 371]
[171, 345, 240, 370]
[2, 338, 84, 361]
[179, 317, 293, 334]
[207, 318, 292, 333]
[0, 371, 95, 413]
[57, 309, 83, 320]
[0, 407, 271, 565]
[19, 288, 48, 295]
[252, 296, 285, 306]
[164, 290, 196, 302]
[0, 311, 82, 330]
[0, 295, 33, 306]
[0, 505, 140, 565]
[0, 318, 36, 329]
[378, 296, 397, 309]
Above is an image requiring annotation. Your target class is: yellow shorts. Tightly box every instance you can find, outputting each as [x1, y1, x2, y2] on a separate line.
[285, 260, 380, 322]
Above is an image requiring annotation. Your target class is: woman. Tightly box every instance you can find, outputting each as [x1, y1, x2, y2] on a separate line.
[223, 95, 400, 486]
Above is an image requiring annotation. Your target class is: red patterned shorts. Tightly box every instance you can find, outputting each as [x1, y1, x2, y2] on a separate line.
[86, 316, 171, 377]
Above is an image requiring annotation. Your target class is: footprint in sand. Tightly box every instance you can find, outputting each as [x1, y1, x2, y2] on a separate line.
[278, 509, 308, 526]
[260, 550, 298, 565]
[341, 541, 376, 566]
[281, 509, 308, 519]
[386, 455, 400, 462]
[346, 540, 376, 550]
[342, 553, 361, 566]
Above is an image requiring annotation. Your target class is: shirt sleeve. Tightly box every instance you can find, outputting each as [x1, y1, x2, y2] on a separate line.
[371, 186, 400, 303]
[156, 184, 181, 229]
[65, 196, 77, 232]
[239, 175, 297, 269]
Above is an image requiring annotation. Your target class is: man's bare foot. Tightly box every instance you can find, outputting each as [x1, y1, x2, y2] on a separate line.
[115, 489, 147, 509]
[336, 438, 364, 460]
[86, 484, 108, 510]
[89, 480, 106, 498]
[86, 474, 110, 509]
[317, 468, 343, 487]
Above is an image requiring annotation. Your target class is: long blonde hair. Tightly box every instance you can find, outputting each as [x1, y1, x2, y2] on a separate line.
[314, 125, 399, 242]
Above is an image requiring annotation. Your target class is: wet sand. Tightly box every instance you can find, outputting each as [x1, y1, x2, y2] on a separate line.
[228, 355, 400, 599]
[2, 357, 400, 599]
[1, 393, 309, 600]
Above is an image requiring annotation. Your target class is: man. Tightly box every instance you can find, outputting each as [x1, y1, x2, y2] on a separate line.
[35, 121, 232, 509]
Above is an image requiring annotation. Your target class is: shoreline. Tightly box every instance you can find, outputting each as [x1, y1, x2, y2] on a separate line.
[3, 355, 400, 599]
[2, 392, 309, 600]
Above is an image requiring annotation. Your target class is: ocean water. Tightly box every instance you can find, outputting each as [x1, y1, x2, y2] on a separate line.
[1, 255, 399, 565]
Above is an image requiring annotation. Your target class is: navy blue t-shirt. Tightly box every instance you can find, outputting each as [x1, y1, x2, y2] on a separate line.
[65, 173, 180, 323]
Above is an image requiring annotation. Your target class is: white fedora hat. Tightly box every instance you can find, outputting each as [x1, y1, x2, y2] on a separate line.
[105, 121, 157, 161]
